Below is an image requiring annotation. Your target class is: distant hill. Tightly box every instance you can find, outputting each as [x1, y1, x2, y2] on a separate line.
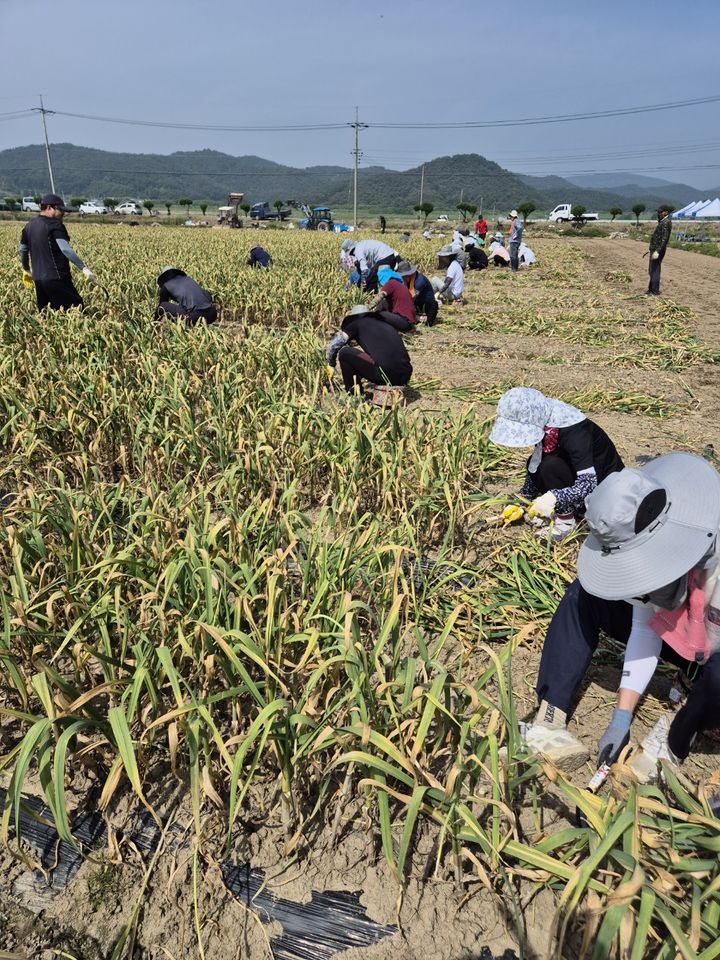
[560, 172, 698, 208]
[564, 172, 680, 190]
[0, 143, 703, 214]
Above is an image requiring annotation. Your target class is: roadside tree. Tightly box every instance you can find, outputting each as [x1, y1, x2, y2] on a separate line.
[517, 202, 536, 223]
[609, 206, 622, 221]
[632, 203, 646, 226]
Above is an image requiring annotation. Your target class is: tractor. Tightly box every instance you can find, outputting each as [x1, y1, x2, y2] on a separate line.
[297, 204, 334, 231]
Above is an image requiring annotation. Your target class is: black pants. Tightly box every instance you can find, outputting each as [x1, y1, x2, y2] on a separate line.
[492, 255, 509, 267]
[537, 579, 720, 758]
[415, 296, 438, 326]
[338, 346, 410, 394]
[364, 255, 399, 294]
[35, 279, 84, 311]
[529, 454, 574, 498]
[156, 302, 218, 325]
[376, 306, 413, 332]
[648, 249, 665, 295]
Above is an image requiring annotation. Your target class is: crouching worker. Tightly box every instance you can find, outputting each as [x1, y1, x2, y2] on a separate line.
[247, 245, 272, 268]
[326, 304, 412, 396]
[490, 387, 624, 542]
[397, 260, 438, 326]
[369, 265, 418, 332]
[155, 266, 217, 325]
[521, 453, 720, 783]
[431, 244, 465, 303]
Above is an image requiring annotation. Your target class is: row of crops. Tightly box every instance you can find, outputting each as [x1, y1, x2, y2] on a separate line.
[0, 224, 719, 958]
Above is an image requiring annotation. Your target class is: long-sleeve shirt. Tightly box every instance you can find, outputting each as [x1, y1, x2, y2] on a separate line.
[649, 215, 672, 254]
[326, 314, 412, 377]
[19, 216, 86, 281]
[159, 274, 214, 312]
[349, 240, 397, 277]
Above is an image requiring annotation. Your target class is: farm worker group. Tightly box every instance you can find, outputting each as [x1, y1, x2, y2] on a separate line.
[19, 193, 96, 311]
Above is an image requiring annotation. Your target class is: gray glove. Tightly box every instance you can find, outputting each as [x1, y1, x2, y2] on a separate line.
[597, 708, 632, 765]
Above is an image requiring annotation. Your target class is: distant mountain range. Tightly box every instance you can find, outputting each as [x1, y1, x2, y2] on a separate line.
[0, 143, 711, 214]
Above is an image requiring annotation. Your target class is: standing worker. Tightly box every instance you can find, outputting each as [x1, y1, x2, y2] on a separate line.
[647, 204, 672, 296]
[475, 213, 488, 241]
[326, 305, 412, 396]
[340, 238, 399, 293]
[379, 215, 387, 235]
[155, 266, 217, 325]
[508, 210, 523, 272]
[19, 193, 96, 311]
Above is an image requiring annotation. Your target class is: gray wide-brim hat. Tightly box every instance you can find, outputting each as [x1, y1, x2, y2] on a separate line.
[396, 260, 417, 277]
[437, 244, 455, 257]
[577, 453, 720, 601]
[158, 265, 186, 285]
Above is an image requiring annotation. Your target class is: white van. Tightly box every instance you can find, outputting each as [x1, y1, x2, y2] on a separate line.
[22, 197, 41, 212]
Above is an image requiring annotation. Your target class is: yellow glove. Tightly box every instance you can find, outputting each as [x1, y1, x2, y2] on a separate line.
[326, 365, 335, 380]
[21, 270, 33, 288]
[527, 491, 557, 519]
[502, 505, 525, 525]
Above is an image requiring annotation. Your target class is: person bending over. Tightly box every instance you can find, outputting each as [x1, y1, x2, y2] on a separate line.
[155, 266, 217, 325]
[397, 260, 438, 326]
[369, 266, 418, 332]
[490, 386, 623, 542]
[326, 305, 412, 395]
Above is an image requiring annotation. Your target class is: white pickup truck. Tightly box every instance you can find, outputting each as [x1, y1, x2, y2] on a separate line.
[549, 203, 598, 223]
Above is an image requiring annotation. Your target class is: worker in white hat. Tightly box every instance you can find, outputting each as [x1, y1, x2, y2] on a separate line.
[520, 453, 720, 783]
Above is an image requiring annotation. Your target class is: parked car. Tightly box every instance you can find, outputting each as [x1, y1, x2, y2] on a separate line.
[436, 214, 449, 222]
[114, 201, 143, 216]
[0, 200, 12, 211]
[22, 197, 41, 212]
[79, 200, 108, 215]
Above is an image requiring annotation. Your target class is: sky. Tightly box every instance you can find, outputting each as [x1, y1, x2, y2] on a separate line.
[1, 0, 719, 188]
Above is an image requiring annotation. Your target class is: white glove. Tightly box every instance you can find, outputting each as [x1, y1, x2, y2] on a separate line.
[528, 491, 557, 519]
[434, 293, 443, 304]
[82, 266, 95, 282]
[651, 251, 660, 261]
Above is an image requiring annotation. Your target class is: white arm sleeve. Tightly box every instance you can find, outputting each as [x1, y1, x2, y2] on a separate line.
[620, 606, 662, 695]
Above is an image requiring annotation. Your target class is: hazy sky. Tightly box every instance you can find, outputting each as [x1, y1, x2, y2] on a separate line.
[2, 0, 719, 187]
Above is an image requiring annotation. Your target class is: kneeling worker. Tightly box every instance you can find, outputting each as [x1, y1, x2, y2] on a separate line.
[369, 265, 418, 332]
[156, 266, 217, 325]
[326, 304, 412, 396]
[521, 453, 720, 784]
[397, 260, 438, 326]
[490, 387, 624, 542]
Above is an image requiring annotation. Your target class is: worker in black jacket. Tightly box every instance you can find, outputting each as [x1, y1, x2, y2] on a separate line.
[647, 205, 672, 296]
[247, 245, 272, 268]
[19, 193, 96, 311]
[155, 266, 217, 324]
[326, 305, 412, 395]
[396, 260, 438, 325]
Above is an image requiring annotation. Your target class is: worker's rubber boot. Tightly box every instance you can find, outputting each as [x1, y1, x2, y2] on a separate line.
[519, 700, 589, 772]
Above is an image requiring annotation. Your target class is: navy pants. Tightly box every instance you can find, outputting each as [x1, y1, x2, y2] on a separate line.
[648, 249, 665, 295]
[537, 579, 720, 758]
[509, 241, 520, 272]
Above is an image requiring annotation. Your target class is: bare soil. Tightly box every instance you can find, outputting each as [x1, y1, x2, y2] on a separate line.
[2, 237, 719, 960]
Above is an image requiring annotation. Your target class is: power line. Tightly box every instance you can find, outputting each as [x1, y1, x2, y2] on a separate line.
[50, 110, 348, 132]
[367, 94, 720, 129]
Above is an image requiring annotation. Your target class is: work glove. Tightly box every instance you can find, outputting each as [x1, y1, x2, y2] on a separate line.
[597, 708, 632, 765]
[502, 504, 525, 525]
[21, 270, 33, 289]
[326, 365, 335, 380]
[651, 251, 660, 260]
[527, 491, 557, 520]
[82, 266, 96, 283]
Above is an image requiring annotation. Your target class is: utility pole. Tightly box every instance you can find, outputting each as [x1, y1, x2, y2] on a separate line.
[33, 95, 56, 193]
[419, 164, 425, 206]
[350, 106, 367, 231]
